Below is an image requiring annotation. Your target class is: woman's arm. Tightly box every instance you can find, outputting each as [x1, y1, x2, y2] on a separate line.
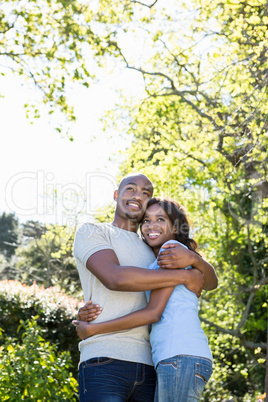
[73, 286, 174, 340]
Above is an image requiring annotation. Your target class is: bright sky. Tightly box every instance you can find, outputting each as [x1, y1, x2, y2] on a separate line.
[1, 67, 143, 226]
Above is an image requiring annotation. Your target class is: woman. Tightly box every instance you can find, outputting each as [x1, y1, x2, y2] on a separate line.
[73, 198, 213, 401]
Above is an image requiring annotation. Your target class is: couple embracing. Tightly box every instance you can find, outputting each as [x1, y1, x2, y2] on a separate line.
[73, 172, 218, 402]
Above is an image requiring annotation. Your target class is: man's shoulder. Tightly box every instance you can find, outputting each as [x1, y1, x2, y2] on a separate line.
[75, 221, 111, 235]
[73, 222, 115, 263]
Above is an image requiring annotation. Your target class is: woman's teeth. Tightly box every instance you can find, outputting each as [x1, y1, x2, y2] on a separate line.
[148, 233, 160, 239]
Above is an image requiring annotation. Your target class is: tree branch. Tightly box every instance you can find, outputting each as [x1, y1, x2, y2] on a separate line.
[107, 40, 223, 130]
[201, 317, 267, 351]
[238, 276, 268, 293]
[130, 0, 158, 8]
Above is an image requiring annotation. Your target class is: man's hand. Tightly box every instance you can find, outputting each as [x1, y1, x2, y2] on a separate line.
[158, 243, 194, 269]
[77, 300, 103, 322]
[158, 243, 218, 291]
[72, 320, 94, 340]
[184, 269, 204, 297]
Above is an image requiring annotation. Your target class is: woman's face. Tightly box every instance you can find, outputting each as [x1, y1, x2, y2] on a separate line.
[141, 203, 176, 252]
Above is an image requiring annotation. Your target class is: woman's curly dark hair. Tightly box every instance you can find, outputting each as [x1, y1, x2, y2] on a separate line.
[141, 197, 200, 255]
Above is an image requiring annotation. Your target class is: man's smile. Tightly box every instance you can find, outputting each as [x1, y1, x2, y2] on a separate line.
[127, 201, 142, 209]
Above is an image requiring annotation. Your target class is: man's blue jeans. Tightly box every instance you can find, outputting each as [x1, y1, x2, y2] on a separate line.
[154, 355, 212, 401]
[79, 357, 156, 401]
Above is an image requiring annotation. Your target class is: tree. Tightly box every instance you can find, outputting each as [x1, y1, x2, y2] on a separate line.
[97, 0, 268, 399]
[0, 0, 138, 134]
[2, 0, 267, 398]
[0, 212, 19, 259]
[15, 224, 79, 291]
[21, 220, 46, 241]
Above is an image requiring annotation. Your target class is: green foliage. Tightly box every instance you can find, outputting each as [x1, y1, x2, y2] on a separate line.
[22, 220, 46, 240]
[0, 280, 81, 370]
[0, 212, 19, 259]
[0, 318, 78, 401]
[15, 224, 80, 291]
[0, 0, 139, 133]
[0, 218, 81, 293]
[1, 0, 267, 398]
[96, 0, 268, 399]
[94, 202, 115, 223]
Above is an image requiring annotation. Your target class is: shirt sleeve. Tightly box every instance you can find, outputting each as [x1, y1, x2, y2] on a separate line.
[73, 223, 113, 266]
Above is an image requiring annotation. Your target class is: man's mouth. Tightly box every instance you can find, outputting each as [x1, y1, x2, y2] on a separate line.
[147, 232, 161, 239]
[127, 201, 141, 210]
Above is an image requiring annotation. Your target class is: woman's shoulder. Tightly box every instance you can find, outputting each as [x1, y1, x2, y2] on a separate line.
[160, 239, 189, 250]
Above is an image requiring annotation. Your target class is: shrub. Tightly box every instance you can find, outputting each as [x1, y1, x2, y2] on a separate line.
[0, 319, 78, 401]
[0, 280, 83, 369]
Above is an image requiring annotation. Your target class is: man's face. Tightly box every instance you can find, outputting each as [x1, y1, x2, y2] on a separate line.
[115, 175, 153, 223]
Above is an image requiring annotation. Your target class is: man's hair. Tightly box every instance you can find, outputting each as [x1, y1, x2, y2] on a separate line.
[118, 173, 153, 194]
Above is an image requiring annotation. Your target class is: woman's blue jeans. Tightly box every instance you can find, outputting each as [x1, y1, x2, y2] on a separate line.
[79, 357, 156, 401]
[154, 355, 213, 402]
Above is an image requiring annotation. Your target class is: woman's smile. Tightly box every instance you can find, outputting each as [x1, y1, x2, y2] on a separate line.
[142, 203, 176, 254]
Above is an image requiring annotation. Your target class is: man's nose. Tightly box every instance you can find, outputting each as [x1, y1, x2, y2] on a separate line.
[132, 191, 142, 200]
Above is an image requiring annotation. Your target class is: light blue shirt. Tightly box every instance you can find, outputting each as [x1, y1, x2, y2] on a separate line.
[146, 240, 213, 367]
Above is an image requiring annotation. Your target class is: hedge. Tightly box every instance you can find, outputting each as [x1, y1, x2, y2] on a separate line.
[0, 319, 78, 401]
[0, 280, 83, 370]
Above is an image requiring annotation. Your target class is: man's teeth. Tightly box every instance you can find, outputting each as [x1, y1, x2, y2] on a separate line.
[128, 202, 139, 207]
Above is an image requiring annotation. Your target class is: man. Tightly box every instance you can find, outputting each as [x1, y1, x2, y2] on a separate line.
[73, 172, 217, 401]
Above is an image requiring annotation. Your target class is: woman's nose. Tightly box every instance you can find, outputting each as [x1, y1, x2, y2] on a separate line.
[148, 221, 157, 228]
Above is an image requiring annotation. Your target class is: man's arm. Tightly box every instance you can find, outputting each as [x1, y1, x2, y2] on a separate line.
[86, 249, 204, 296]
[157, 243, 218, 291]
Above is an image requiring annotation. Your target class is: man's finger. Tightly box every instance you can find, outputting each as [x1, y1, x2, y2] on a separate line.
[158, 259, 173, 264]
[161, 244, 176, 249]
[158, 250, 172, 256]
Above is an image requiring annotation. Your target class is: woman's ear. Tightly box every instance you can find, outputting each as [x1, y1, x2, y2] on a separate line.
[114, 190, 118, 202]
[173, 227, 178, 234]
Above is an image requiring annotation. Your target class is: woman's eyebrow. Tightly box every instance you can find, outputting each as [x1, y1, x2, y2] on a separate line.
[144, 214, 166, 218]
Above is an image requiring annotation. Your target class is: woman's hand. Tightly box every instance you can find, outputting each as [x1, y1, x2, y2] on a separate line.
[77, 300, 103, 322]
[72, 320, 95, 340]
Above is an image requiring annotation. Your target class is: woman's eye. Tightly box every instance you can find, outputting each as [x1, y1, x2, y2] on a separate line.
[158, 218, 164, 222]
[143, 219, 149, 224]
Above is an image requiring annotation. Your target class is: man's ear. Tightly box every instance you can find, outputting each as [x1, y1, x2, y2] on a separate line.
[114, 190, 118, 202]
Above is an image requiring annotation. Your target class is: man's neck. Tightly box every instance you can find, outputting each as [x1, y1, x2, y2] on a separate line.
[112, 214, 139, 233]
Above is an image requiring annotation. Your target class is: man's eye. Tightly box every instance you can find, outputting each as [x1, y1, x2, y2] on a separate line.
[143, 192, 150, 196]
[126, 187, 133, 190]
